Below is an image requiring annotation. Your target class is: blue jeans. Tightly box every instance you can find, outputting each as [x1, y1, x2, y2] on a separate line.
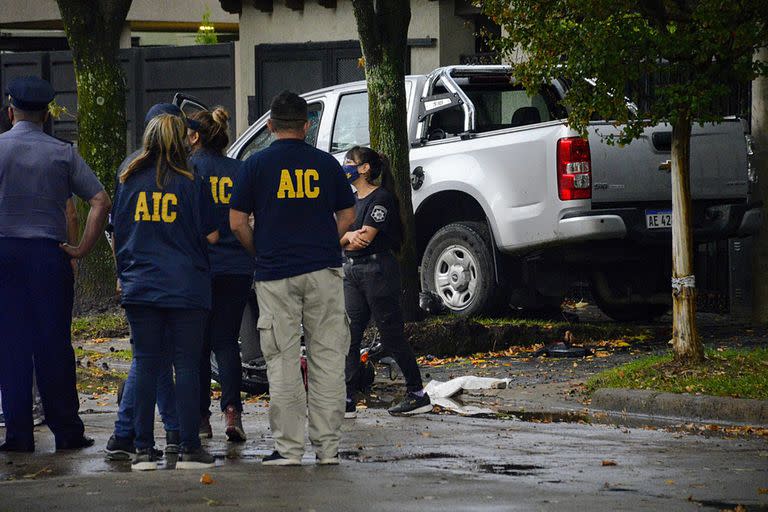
[124, 305, 207, 451]
[113, 355, 179, 439]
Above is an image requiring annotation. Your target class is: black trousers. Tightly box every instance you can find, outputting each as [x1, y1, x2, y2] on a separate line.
[343, 252, 423, 398]
[200, 274, 252, 416]
[0, 238, 84, 450]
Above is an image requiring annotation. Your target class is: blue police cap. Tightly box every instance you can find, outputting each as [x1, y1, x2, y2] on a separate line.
[144, 102, 201, 130]
[5, 76, 55, 111]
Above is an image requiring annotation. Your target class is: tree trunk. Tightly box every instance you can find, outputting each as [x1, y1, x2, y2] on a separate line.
[751, 48, 768, 324]
[352, 0, 421, 320]
[56, 0, 132, 312]
[670, 112, 704, 362]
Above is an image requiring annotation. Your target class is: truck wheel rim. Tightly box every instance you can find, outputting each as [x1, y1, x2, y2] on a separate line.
[434, 244, 479, 311]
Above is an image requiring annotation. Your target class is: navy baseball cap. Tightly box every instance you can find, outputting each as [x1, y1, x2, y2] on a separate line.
[144, 102, 201, 130]
[5, 76, 55, 111]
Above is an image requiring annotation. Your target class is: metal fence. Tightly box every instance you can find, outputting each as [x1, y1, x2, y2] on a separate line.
[0, 42, 236, 152]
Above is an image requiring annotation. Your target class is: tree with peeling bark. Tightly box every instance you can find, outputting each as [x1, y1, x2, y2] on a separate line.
[483, 0, 768, 362]
[752, 48, 768, 324]
[56, 0, 133, 310]
[351, 0, 421, 320]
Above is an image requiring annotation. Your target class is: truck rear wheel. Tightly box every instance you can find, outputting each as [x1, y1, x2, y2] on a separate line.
[590, 267, 670, 322]
[420, 221, 504, 316]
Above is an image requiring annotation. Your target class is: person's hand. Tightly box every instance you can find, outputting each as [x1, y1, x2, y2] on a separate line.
[116, 278, 122, 295]
[347, 227, 371, 251]
[60, 242, 84, 259]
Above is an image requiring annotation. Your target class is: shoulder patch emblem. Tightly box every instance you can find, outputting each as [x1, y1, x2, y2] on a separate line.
[371, 205, 388, 223]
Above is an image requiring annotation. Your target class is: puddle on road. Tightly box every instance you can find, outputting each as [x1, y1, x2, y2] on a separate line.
[340, 450, 459, 463]
[477, 463, 542, 476]
[495, 410, 590, 424]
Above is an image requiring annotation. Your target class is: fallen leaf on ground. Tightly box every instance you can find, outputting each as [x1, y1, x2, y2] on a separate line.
[665, 479, 675, 485]
[22, 467, 52, 479]
[200, 473, 214, 485]
[601, 460, 617, 466]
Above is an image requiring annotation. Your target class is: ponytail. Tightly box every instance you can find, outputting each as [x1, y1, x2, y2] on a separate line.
[189, 106, 231, 155]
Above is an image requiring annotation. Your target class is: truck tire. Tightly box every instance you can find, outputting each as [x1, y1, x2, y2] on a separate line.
[591, 299, 669, 323]
[420, 221, 504, 316]
[590, 267, 670, 322]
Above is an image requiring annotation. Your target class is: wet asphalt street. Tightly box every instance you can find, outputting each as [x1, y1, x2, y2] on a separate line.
[1, 400, 767, 512]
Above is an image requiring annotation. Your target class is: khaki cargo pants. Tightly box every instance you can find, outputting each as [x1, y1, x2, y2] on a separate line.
[255, 267, 350, 460]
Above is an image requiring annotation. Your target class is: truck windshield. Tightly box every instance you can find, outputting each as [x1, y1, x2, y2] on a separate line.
[428, 81, 566, 138]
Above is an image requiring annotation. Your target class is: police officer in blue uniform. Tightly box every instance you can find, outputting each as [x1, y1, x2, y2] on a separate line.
[0, 76, 111, 452]
[187, 107, 254, 442]
[112, 113, 218, 471]
[341, 146, 431, 417]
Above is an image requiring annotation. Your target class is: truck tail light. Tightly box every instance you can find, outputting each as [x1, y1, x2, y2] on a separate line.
[557, 137, 592, 200]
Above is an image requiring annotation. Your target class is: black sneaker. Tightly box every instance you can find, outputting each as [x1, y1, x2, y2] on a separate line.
[165, 430, 180, 454]
[176, 447, 215, 469]
[344, 400, 357, 419]
[132, 448, 158, 471]
[105, 435, 135, 461]
[262, 450, 301, 466]
[387, 392, 432, 416]
[55, 435, 95, 451]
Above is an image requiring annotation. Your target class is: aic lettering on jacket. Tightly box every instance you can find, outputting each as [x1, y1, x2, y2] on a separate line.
[134, 191, 178, 223]
[277, 169, 320, 199]
[210, 176, 233, 204]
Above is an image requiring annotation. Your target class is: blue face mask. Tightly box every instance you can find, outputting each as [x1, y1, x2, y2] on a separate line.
[343, 164, 360, 184]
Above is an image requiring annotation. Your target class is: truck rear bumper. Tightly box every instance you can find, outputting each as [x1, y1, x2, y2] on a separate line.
[567, 202, 762, 244]
[556, 214, 627, 242]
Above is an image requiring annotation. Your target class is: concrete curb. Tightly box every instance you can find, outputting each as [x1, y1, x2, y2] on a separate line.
[591, 388, 768, 427]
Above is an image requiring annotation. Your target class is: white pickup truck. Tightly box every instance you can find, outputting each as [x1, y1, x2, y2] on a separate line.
[179, 65, 761, 320]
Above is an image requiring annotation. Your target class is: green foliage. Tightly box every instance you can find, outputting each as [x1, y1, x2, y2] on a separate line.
[482, 0, 768, 144]
[587, 348, 768, 400]
[195, 7, 219, 45]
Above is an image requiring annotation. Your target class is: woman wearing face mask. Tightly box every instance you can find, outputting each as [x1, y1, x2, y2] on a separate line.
[187, 107, 254, 442]
[113, 114, 219, 471]
[340, 146, 431, 418]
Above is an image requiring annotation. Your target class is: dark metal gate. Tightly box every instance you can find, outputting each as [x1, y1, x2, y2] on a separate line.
[0, 42, 236, 152]
[251, 40, 367, 122]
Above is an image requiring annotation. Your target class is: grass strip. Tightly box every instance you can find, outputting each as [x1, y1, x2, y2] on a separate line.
[71, 313, 128, 340]
[587, 348, 768, 400]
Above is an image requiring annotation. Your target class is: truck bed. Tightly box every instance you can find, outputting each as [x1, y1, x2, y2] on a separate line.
[589, 119, 748, 206]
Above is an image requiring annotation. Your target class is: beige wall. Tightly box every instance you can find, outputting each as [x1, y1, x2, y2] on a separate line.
[0, 0, 237, 26]
[235, 0, 475, 134]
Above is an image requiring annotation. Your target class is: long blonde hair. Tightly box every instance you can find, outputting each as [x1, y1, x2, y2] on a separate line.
[120, 114, 193, 188]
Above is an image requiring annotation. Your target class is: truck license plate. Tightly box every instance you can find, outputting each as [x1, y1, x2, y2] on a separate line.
[645, 209, 672, 229]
